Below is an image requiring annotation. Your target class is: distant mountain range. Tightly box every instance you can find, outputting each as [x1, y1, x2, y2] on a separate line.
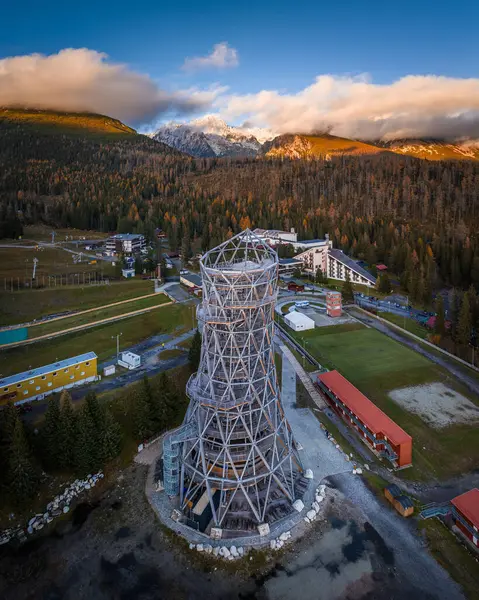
[152, 116, 273, 158]
[152, 116, 479, 161]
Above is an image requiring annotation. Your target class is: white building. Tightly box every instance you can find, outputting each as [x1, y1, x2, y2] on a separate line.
[118, 351, 141, 370]
[293, 234, 376, 288]
[253, 228, 298, 245]
[106, 234, 145, 256]
[284, 311, 315, 332]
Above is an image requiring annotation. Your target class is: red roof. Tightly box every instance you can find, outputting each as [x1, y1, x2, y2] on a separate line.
[451, 489, 479, 528]
[317, 370, 412, 447]
[376, 263, 388, 271]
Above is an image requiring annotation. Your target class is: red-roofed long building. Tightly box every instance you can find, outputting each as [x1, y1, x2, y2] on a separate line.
[451, 489, 479, 547]
[317, 370, 412, 468]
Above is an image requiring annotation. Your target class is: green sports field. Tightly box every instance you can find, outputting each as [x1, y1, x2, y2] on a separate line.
[290, 323, 479, 481]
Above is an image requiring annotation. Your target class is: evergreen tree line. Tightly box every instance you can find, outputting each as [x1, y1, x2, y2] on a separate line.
[1, 123, 479, 291]
[0, 368, 188, 508]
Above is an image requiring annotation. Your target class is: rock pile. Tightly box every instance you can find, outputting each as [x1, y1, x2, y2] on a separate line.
[269, 530, 292, 550]
[192, 542, 245, 560]
[0, 471, 104, 545]
[304, 484, 327, 524]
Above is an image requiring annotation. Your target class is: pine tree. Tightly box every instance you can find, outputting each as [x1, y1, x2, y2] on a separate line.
[188, 329, 202, 371]
[0, 402, 17, 493]
[435, 295, 445, 336]
[133, 378, 154, 441]
[342, 271, 354, 303]
[9, 418, 38, 504]
[376, 273, 391, 294]
[41, 396, 62, 470]
[101, 409, 122, 462]
[457, 292, 472, 346]
[74, 406, 97, 475]
[58, 391, 77, 470]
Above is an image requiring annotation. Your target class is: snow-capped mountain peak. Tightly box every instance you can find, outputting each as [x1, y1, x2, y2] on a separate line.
[152, 115, 276, 158]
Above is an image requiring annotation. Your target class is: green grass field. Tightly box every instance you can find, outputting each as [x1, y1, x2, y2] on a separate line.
[26, 294, 169, 339]
[381, 312, 429, 339]
[418, 520, 479, 600]
[0, 303, 193, 376]
[0, 246, 116, 282]
[0, 280, 153, 326]
[290, 324, 479, 480]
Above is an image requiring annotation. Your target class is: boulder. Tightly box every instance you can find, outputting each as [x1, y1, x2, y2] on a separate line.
[307, 510, 316, 520]
[85, 483, 91, 490]
[27, 526, 33, 535]
[222, 546, 231, 558]
[356, 468, 363, 475]
[279, 532, 290, 542]
[257, 523, 270, 536]
[189, 543, 195, 550]
[304, 517, 310, 523]
[213, 546, 220, 557]
[317, 496, 324, 503]
[304, 469, 314, 479]
[293, 499, 304, 512]
[312, 501, 319, 511]
[204, 545, 213, 554]
[270, 540, 276, 550]
[196, 544, 204, 552]
[230, 546, 238, 557]
[28, 517, 36, 527]
[63, 506, 70, 514]
[238, 547, 244, 556]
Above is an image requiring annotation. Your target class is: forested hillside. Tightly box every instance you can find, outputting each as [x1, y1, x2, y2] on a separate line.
[1, 115, 479, 298]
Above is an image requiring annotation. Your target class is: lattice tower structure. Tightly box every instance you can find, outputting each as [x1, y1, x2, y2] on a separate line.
[175, 229, 305, 535]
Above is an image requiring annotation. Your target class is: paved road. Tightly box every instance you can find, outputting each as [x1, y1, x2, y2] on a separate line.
[348, 307, 479, 397]
[24, 329, 195, 421]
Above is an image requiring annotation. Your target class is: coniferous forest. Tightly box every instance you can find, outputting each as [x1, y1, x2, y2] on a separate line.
[1, 120, 479, 300]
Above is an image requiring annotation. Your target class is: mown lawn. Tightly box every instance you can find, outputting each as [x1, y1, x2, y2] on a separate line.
[0, 280, 153, 326]
[290, 325, 479, 481]
[27, 294, 169, 339]
[0, 303, 193, 376]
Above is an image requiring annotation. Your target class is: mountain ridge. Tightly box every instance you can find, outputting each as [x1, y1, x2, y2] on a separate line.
[152, 115, 479, 161]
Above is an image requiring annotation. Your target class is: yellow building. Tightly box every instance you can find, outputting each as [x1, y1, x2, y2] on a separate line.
[0, 352, 98, 406]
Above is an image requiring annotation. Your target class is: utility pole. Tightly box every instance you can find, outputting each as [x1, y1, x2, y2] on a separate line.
[112, 333, 122, 361]
[32, 257, 39, 280]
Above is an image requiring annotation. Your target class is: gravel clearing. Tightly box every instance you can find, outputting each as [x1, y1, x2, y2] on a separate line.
[389, 382, 479, 428]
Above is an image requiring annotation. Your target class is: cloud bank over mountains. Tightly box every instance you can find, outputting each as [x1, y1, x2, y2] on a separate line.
[0, 48, 211, 124]
[1, 46, 479, 141]
[217, 74, 479, 140]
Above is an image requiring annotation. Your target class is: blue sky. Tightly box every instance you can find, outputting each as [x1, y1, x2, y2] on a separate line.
[2, 0, 478, 90]
[1, 0, 479, 138]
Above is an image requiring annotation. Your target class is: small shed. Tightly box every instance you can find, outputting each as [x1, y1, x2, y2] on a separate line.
[122, 268, 135, 278]
[384, 484, 414, 517]
[284, 311, 315, 332]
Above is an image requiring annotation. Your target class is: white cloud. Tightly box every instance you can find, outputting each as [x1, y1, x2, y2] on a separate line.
[0, 48, 212, 124]
[182, 42, 239, 72]
[215, 74, 479, 140]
